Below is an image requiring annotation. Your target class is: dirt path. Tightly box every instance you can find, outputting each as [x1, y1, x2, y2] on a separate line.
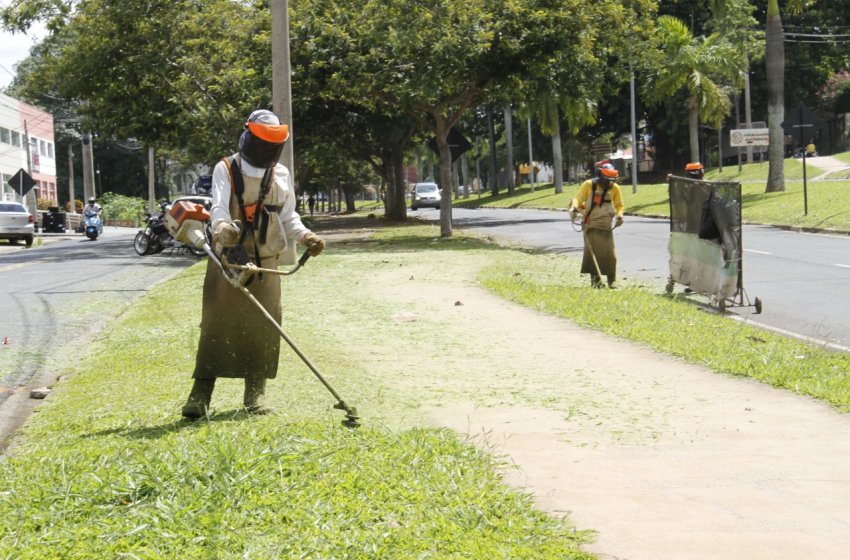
[346, 248, 850, 560]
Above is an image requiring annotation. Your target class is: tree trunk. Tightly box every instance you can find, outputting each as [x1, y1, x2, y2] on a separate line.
[504, 106, 515, 195]
[551, 112, 564, 194]
[688, 100, 700, 163]
[435, 122, 454, 237]
[488, 108, 499, 195]
[383, 149, 408, 221]
[765, 0, 785, 192]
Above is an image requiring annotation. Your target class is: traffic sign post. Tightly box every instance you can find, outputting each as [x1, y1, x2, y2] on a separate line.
[793, 105, 814, 216]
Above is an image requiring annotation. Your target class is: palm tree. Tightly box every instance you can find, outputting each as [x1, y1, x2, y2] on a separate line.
[643, 15, 743, 164]
[764, 0, 810, 192]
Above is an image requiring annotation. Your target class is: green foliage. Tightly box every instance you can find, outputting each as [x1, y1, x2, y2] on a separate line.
[99, 192, 146, 224]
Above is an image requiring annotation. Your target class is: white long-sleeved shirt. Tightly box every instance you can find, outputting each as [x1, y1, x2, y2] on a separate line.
[210, 154, 309, 249]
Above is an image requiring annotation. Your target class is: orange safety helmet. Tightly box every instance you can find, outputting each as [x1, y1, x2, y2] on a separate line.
[239, 109, 289, 168]
[598, 162, 619, 180]
[685, 162, 704, 178]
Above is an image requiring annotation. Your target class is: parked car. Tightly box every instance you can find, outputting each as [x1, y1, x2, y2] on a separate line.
[411, 182, 441, 210]
[191, 175, 213, 196]
[0, 202, 35, 247]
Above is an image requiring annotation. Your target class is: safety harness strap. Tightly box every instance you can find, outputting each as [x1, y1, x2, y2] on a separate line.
[221, 157, 275, 281]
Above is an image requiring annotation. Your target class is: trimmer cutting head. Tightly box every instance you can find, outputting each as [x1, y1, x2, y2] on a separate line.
[334, 402, 360, 428]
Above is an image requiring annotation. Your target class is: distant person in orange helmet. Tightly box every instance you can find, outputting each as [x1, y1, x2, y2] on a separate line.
[569, 162, 625, 288]
[685, 162, 705, 179]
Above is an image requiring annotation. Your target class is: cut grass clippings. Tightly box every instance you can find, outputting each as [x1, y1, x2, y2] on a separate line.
[0, 248, 595, 559]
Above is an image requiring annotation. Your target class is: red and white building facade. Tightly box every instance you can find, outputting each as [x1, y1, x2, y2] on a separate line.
[0, 91, 57, 204]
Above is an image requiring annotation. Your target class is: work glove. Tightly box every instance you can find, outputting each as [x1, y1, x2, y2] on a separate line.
[214, 220, 241, 247]
[614, 215, 624, 228]
[301, 231, 326, 257]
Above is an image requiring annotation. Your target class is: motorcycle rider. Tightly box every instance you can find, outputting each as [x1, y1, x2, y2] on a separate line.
[569, 161, 625, 289]
[82, 196, 101, 217]
[182, 109, 326, 419]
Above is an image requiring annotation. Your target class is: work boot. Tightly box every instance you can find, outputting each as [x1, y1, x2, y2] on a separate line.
[590, 275, 602, 289]
[244, 378, 271, 414]
[182, 378, 216, 420]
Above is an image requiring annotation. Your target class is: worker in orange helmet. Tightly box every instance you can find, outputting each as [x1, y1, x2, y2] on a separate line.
[569, 161, 625, 288]
[182, 109, 326, 420]
[685, 162, 705, 179]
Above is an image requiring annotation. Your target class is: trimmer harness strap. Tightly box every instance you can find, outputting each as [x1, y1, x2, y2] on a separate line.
[222, 156, 275, 280]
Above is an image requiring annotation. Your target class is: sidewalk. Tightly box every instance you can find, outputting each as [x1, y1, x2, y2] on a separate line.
[807, 154, 850, 180]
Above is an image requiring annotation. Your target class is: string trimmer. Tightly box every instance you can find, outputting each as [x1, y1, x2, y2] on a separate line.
[165, 200, 360, 428]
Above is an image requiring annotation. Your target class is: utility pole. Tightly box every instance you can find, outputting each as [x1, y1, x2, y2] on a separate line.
[526, 114, 535, 193]
[23, 121, 37, 217]
[82, 133, 95, 201]
[272, 0, 295, 176]
[68, 144, 76, 213]
[148, 146, 156, 213]
[630, 65, 638, 193]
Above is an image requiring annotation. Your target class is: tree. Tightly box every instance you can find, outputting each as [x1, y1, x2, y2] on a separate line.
[642, 15, 743, 164]
[296, 0, 628, 237]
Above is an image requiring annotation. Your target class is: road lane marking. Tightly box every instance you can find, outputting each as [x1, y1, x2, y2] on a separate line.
[837, 264, 850, 269]
[744, 249, 772, 255]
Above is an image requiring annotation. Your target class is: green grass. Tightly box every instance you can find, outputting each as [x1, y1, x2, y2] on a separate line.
[475, 250, 850, 412]
[3, 216, 849, 557]
[450, 153, 850, 231]
[0, 246, 594, 559]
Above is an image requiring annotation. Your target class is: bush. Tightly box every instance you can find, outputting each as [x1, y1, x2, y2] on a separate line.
[99, 193, 146, 226]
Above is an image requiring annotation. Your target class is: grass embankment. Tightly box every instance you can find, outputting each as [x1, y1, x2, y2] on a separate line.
[452, 154, 850, 232]
[0, 238, 595, 558]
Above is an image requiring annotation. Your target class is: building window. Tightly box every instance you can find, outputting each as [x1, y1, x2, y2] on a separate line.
[0, 127, 9, 144]
[11, 131, 20, 147]
[47, 143, 54, 158]
[40, 140, 47, 156]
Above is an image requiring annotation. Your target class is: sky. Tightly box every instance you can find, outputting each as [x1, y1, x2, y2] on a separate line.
[0, 22, 47, 90]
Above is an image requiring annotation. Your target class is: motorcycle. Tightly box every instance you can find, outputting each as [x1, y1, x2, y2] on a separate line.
[84, 211, 103, 240]
[133, 199, 207, 257]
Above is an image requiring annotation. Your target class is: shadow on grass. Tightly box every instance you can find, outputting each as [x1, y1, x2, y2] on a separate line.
[83, 408, 276, 441]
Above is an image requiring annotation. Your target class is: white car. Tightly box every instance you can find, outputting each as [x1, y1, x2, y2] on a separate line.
[411, 182, 441, 210]
[0, 202, 35, 247]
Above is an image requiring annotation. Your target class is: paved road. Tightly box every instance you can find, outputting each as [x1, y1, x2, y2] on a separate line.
[414, 206, 850, 350]
[0, 228, 202, 448]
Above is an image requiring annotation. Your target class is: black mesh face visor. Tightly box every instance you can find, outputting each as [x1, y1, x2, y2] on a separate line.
[239, 130, 284, 168]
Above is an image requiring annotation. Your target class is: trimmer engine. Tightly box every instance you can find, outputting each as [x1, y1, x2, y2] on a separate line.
[165, 200, 210, 249]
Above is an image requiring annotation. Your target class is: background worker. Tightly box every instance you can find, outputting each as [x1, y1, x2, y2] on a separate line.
[569, 162, 625, 288]
[806, 139, 817, 157]
[182, 109, 326, 419]
[685, 162, 705, 179]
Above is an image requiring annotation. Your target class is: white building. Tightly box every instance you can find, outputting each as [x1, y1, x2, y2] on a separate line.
[0, 92, 57, 205]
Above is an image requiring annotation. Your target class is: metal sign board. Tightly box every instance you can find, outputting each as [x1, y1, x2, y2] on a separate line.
[7, 168, 37, 196]
[730, 128, 769, 147]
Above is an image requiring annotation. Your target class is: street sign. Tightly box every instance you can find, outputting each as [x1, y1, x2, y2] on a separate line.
[730, 128, 769, 147]
[428, 127, 472, 163]
[6, 169, 37, 197]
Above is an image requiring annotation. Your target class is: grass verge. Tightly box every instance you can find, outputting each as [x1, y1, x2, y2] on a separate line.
[451, 154, 850, 232]
[0, 240, 594, 559]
